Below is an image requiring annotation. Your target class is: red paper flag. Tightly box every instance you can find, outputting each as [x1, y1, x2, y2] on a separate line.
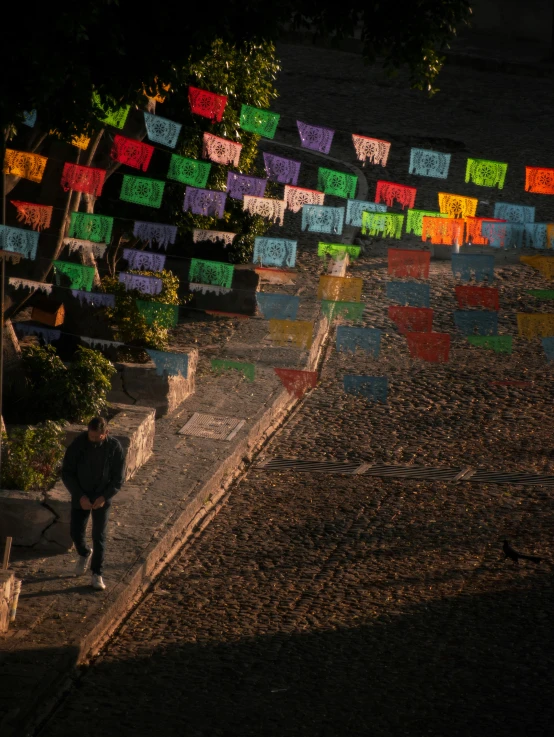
[375, 181, 416, 210]
[388, 306, 433, 335]
[387, 248, 430, 279]
[465, 216, 506, 245]
[525, 166, 554, 194]
[421, 216, 464, 246]
[111, 134, 154, 172]
[189, 86, 227, 123]
[406, 332, 450, 363]
[455, 285, 499, 311]
[61, 163, 106, 196]
[11, 200, 53, 231]
[274, 368, 318, 398]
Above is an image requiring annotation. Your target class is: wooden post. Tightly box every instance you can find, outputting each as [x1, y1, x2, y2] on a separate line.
[2, 536, 12, 570]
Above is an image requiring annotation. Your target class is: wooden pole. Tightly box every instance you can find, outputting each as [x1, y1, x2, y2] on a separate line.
[0, 128, 6, 478]
[2, 536, 12, 570]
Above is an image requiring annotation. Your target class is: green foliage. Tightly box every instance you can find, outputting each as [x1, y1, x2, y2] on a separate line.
[101, 269, 189, 349]
[65, 348, 117, 421]
[1, 421, 66, 491]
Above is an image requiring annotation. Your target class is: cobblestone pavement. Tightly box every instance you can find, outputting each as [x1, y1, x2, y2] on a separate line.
[38, 46, 554, 737]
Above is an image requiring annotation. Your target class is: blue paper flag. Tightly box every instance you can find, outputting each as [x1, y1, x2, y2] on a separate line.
[143, 112, 182, 148]
[452, 254, 495, 283]
[481, 221, 525, 249]
[145, 350, 189, 377]
[386, 281, 430, 308]
[256, 293, 300, 320]
[524, 223, 549, 250]
[253, 237, 297, 268]
[542, 336, 554, 361]
[301, 205, 344, 235]
[336, 326, 381, 357]
[409, 148, 451, 179]
[343, 375, 388, 402]
[0, 225, 39, 260]
[493, 202, 535, 223]
[454, 310, 498, 336]
[23, 110, 37, 128]
[345, 199, 387, 228]
[13, 323, 60, 344]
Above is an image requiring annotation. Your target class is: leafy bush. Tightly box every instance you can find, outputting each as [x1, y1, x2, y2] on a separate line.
[101, 269, 190, 350]
[1, 421, 66, 491]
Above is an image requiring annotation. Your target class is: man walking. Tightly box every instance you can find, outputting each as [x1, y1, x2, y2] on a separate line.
[61, 417, 125, 590]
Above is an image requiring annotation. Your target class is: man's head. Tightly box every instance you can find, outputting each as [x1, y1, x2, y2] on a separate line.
[88, 416, 108, 445]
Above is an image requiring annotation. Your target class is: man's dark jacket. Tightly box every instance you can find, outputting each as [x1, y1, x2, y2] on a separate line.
[62, 432, 126, 509]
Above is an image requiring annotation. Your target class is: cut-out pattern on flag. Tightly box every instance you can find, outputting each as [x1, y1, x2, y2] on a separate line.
[421, 216, 464, 246]
[465, 158, 508, 189]
[344, 375, 388, 402]
[211, 359, 255, 382]
[481, 221, 525, 249]
[144, 112, 181, 148]
[253, 237, 297, 268]
[188, 86, 227, 122]
[527, 289, 554, 299]
[226, 171, 267, 201]
[81, 336, 124, 351]
[455, 285, 499, 310]
[184, 187, 227, 219]
[284, 185, 325, 213]
[336, 326, 381, 356]
[520, 255, 554, 280]
[0, 225, 39, 260]
[203, 132, 242, 167]
[71, 133, 91, 150]
[407, 332, 451, 363]
[409, 148, 451, 179]
[263, 153, 300, 185]
[53, 261, 95, 292]
[524, 223, 549, 250]
[120, 175, 165, 208]
[119, 272, 163, 295]
[438, 192, 478, 218]
[93, 93, 130, 129]
[317, 168, 357, 199]
[301, 205, 344, 235]
[351, 135, 390, 167]
[361, 212, 404, 239]
[123, 248, 166, 271]
[64, 238, 106, 260]
[542, 336, 554, 361]
[525, 167, 554, 194]
[318, 276, 363, 302]
[243, 196, 285, 225]
[375, 181, 416, 210]
[465, 216, 506, 245]
[454, 310, 498, 336]
[269, 319, 313, 349]
[189, 283, 231, 296]
[388, 249, 430, 279]
[4, 149, 48, 183]
[133, 221, 177, 250]
[167, 154, 211, 188]
[11, 201, 52, 231]
[274, 368, 318, 398]
[240, 104, 280, 138]
[71, 291, 115, 308]
[386, 281, 430, 307]
[193, 229, 236, 247]
[256, 293, 300, 320]
[61, 163, 106, 196]
[406, 209, 448, 236]
[493, 202, 535, 223]
[297, 121, 334, 154]
[345, 199, 386, 227]
[467, 335, 512, 354]
[452, 254, 495, 282]
[318, 243, 360, 261]
[111, 135, 154, 172]
[517, 313, 554, 339]
[388, 306, 433, 335]
[146, 349, 188, 377]
[321, 300, 364, 322]
[136, 300, 179, 328]
[69, 212, 114, 244]
[189, 258, 234, 288]
[23, 110, 37, 128]
[14, 323, 60, 344]
[9, 278, 52, 295]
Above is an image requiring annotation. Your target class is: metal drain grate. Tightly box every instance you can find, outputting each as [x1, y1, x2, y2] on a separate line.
[470, 470, 554, 487]
[256, 458, 363, 474]
[179, 413, 245, 441]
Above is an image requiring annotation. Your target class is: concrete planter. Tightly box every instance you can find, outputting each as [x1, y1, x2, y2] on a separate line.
[0, 403, 156, 551]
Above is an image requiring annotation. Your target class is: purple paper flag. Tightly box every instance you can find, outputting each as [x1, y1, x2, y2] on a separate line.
[123, 248, 166, 272]
[263, 153, 301, 185]
[226, 171, 267, 201]
[133, 221, 177, 250]
[297, 121, 334, 154]
[119, 272, 163, 295]
[183, 187, 227, 219]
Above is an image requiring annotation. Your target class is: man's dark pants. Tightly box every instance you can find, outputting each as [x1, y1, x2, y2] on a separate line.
[70, 505, 111, 576]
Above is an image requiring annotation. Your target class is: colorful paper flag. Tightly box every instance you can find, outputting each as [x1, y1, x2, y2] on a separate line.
[438, 192, 478, 218]
[464, 216, 506, 246]
[284, 185, 324, 213]
[10, 201, 52, 231]
[481, 221, 524, 249]
[387, 249, 430, 279]
[421, 216, 464, 246]
[406, 209, 448, 236]
[336, 326, 381, 356]
[0, 225, 39, 260]
[517, 313, 554, 338]
[523, 223, 549, 250]
[53, 260, 95, 292]
[120, 175, 165, 207]
[375, 181, 416, 210]
[133, 221, 177, 250]
[386, 281, 430, 307]
[146, 349, 188, 377]
[69, 212, 113, 244]
[184, 187, 227, 219]
[188, 258, 234, 288]
[388, 306, 433, 335]
[110, 135, 154, 172]
[269, 319, 313, 349]
[274, 368, 318, 398]
[317, 276, 363, 302]
[345, 199, 387, 227]
[454, 310, 498, 336]
[361, 212, 404, 239]
[406, 332, 450, 363]
[452, 254, 495, 283]
[202, 132, 242, 167]
[119, 272, 163, 295]
[343, 375, 388, 402]
[243, 196, 285, 225]
[493, 202, 535, 223]
[192, 229, 236, 247]
[4, 149, 47, 183]
[455, 286, 499, 310]
[297, 121, 334, 154]
[351, 135, 390, 167]
[167, 154, 211, 188]
[320, 300, 364, 322]
[256, 293, 300, 320]
[240, 104, 280, 138]
[409, 148, 451, 179]
[211, 359, 255, 382]
[318, 243, 361, 261]
[93, 93, 130, 129]
[144, 112, 181, 148]
[263, 153, 300, 185]
[188, 86, 227, 122]
[467, 336, 512, 354]
[542, 336, 554, 361]
[226, 172, 267, 201]
[61, 163, 106, 196]
[301, 205, 344, 235]
[465, 158, 508, 189]
[317, 168, 357, 199]
[525, 167, 554, 194]
[253, 237, 297, 268]
[123, 248, 166, 271]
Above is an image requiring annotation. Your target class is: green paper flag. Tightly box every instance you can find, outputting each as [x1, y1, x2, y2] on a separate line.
[467, 335, 512, 354]
[321, 300, 365, 322]
[69, 212, 114, 243]
[317, 167, 357, 199]
[92, 92, 130, 130]
[465, 158, 508, 189]
[211, 359, 255, 382]
[120, 175, 165, 208]
[53, 260, 95, 292]
[318, 243, 361, 260]
[526, 290, 554, 300]
[361, 212, 404, 239]
[189, 258, 234, 288]
[167, 154, 211, 187]
[406, 209, 448, 236]
[239, 104, 280, 139]
[136, 300, 179, 328]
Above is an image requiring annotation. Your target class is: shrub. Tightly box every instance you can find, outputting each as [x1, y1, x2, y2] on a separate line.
[1, 421, 66, 491]
[65, 347, 116, 421]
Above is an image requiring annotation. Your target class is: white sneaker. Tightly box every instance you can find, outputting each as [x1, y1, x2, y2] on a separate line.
[91, 574, 106, 591]
[75, 551, 92, 576]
